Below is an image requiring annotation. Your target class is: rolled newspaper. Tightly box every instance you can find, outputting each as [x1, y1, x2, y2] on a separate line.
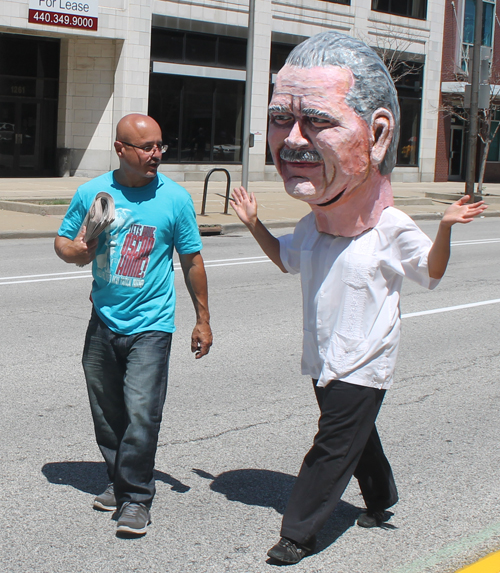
[81, 192, 115, 242]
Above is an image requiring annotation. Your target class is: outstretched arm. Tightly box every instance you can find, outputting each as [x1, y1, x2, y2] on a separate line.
[428, 195, 487, 279]
[179, 251, 213, 359]
[230, 186, 287, 273]
[54, 228, 98, 266]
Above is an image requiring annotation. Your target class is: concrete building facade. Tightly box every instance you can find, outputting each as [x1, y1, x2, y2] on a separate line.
[0, 0, 446, 183]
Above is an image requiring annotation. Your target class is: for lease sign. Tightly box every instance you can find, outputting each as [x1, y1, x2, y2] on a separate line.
[28, 0, 98, 31]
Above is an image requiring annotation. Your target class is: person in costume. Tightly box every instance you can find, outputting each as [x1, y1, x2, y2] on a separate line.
[231, 31, 486, 564]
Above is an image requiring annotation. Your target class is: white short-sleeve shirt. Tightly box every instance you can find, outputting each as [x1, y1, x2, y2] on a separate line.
[278, 207, 440, 389]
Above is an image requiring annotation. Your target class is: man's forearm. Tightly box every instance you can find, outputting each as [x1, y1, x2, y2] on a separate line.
[54, 234, 97, 266]
[181, 253, 213, 358]
[182, 255, 210, 323]
[428, 221, 452, 279]
[247, 218, 287, 273]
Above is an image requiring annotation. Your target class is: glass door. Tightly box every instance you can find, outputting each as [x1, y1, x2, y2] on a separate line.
[0, 99, 40, 176]
[449, 126, 464, 180]
[18, 102, 38, 171]
[0, 100, 15, 173]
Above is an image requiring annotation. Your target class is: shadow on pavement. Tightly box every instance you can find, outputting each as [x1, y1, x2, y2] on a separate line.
[192, 467, 360, 553]
[42, 461, 190, 495]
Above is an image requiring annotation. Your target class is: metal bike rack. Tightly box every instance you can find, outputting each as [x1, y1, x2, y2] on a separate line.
[200, 168, 231, 216]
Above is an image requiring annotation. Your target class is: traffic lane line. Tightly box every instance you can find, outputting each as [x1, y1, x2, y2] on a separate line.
[0, 257, 271, 285]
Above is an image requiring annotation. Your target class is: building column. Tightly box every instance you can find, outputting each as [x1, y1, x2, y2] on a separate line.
[110, 0, 153, 170]
[420, 0, 446, 181]
[57, 36, 118, 177]
[248, 0, 272, 181]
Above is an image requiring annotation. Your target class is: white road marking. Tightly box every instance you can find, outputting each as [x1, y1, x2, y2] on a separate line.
[0, 275, 93, 286]
[1, 270, 91, 280]
[402, 299, 500, 319]
[0, 234, 497, 288]
[3, 262, 498, 320]
[451, 238, 500, 246]
[0, 256, 270, 285]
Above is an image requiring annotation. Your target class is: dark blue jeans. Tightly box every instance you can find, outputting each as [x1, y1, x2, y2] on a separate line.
[82, 309, 172, 508]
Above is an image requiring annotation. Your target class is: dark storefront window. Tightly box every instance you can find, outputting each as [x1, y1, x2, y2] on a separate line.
[151, 27, 247, 69]
[487, 110, 500, 161]
[462, 1, 495, 73]
[395, 64, 423, 166]
[270, 42, 296, 74]
[148, 74, 245, 163]
[150, 28, 247, 163]
[463, 0, 495, 46]
[397, 98, 421, 165]
[0, 33, 59, 176]
[372, 0, 427, 19]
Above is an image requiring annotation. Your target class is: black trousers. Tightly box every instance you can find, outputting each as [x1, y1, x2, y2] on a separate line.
[280, 380, 398, 544]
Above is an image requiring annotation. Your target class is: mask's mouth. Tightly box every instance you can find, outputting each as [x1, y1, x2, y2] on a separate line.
[317, 189, 345, 207]
[280, 148, 323, 163]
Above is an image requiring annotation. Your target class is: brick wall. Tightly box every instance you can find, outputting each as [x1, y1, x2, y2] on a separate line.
[434, 107, 451, 181]
[441, 0, 459, 81]
[434, 0, 456, 180]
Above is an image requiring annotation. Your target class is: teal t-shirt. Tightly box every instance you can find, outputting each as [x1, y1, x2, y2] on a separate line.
[58, 172, 202, 335]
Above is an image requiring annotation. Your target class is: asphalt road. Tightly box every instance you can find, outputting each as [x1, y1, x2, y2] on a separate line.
[1, 216, 500, 573]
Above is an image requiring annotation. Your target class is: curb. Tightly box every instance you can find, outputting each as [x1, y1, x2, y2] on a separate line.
[3, 211, 500, 240]
[0, 230, 59, 240]
[0, 200, 69, 216]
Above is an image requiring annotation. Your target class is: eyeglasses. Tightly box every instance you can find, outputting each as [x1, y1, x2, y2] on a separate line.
[120, 141, 168, 154]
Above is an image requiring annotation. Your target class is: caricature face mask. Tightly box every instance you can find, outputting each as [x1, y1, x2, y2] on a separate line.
[268, 64, 395, 237]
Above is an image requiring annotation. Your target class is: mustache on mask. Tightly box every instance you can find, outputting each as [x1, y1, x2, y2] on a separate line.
[280, 148, 323, 163]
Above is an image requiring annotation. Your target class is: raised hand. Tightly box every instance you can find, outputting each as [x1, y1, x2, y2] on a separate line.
[428, 195, 488, 279]
[230, 186, 258, 229]
[441, 195, 488, 228]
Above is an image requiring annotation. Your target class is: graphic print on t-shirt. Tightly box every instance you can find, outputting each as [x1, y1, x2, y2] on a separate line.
[95, 209, 157, 288]
[115, 223, 156, 285]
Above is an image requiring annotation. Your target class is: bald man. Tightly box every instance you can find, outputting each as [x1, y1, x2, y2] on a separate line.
[55, 114, 212, 537]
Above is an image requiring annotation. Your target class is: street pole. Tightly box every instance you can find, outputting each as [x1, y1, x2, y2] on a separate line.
[241, 0, 256, 190]
[465, 0, 483, 202]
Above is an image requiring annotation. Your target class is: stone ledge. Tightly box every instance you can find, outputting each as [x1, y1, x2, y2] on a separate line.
[0, 200, 69, 216]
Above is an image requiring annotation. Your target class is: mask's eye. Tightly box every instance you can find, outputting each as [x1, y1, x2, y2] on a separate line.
[270, 113, 293, 126]
[308, 116, 337, 128]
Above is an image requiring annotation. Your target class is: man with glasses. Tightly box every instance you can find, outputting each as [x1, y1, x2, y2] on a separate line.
[55, 113, 212, 537]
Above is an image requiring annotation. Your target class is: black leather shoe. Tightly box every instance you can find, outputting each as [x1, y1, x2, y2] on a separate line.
[357, 509, 388, 528]
[267, 536, 316, 564]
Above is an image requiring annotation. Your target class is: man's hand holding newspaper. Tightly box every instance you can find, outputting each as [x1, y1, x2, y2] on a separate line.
[74, 192, 115, 267]
[80, 192, 115, 243]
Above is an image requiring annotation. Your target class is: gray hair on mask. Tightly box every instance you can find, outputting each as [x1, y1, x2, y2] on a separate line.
[285, 31, 400, 175]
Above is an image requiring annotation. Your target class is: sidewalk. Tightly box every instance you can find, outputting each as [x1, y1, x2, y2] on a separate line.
[1, 177, 500, 239]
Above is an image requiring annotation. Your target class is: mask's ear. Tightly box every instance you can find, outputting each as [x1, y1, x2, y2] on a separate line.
[370, 108, 394, 167]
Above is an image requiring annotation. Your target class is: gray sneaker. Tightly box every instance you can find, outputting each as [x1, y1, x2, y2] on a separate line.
[93, 484, 116, 511]
[116, 502, 151, 536]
